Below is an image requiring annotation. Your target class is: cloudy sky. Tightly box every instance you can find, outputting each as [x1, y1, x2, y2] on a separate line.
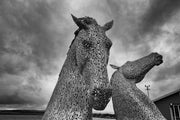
[0, 0, 180, 113]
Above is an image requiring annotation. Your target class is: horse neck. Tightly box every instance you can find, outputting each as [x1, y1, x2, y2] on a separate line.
[58, 45, 80, 83]
[111, 70, 166, 120]
[64, 53, 76, 70]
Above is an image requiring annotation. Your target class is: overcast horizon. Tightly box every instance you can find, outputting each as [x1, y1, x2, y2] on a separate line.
[0, 0, 180, 114]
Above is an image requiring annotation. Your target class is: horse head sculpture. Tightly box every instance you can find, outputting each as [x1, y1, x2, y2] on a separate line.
[110, 53, 166, 120]
[42, 15, 113, 120]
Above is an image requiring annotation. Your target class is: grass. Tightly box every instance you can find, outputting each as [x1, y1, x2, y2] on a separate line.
[0, 110, 115, 120]
[0, 115, 42, 120]
[0, 115, 115, 120]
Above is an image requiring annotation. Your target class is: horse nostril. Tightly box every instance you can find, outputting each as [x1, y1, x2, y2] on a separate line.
[159, 55, 163, 60]
[156, 58, 163, 66]
[106, 57, 109, 64]
[156, 55, 163, 61]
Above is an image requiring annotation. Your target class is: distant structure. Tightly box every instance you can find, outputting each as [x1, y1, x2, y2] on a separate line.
[145, 85, 150, 98]
[110, 53, 166, 120]
[154, 89, 180, 120]
[42, 15, 113, 120]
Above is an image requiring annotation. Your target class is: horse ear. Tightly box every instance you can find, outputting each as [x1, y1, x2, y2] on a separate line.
[110, 64, 120, 70]
[103, 20, 113, 31]
[71, 14, 88, 30]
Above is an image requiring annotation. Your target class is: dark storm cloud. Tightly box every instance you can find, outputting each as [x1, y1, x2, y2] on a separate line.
[140, 0, 180, 35]
[0, 0, 57, 74]
[0, 0, 72, 105]
[106, 0, 180, 56]
[0, 83, 44, 105]
[106, 0, 151, 54]
[0, 62, 27, 76]
[104, 0, 180, 101]
[0, 93, 38, 105]
[0, 95, 30, 104]
[154, 62, 180, 82]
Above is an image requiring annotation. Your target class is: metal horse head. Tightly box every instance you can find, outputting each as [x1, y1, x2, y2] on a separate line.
[70, 14, 113, 109]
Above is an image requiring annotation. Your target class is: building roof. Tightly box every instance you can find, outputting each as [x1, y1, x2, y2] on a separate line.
[153, 88, 180, 102]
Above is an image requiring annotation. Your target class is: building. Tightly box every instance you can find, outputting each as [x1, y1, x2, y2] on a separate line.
[154, 89, 180, 120]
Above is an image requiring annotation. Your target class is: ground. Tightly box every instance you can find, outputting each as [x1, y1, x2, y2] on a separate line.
[0, 115, 115, 120]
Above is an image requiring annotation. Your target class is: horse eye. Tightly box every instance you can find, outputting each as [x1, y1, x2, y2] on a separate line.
[106, 42, 112, 49]
[82, 40, 92, 49]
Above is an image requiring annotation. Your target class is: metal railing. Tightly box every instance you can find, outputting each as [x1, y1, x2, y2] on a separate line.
[170, 103, 180, 120]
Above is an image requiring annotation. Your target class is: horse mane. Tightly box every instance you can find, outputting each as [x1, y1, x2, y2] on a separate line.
[69, 29, 80, 49]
